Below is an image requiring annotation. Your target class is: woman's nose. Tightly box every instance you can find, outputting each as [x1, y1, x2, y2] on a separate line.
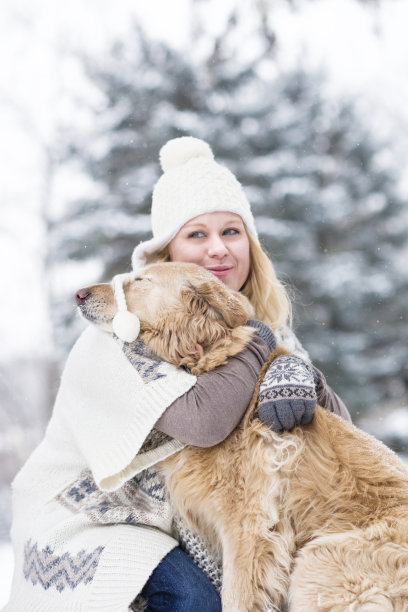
[207, 235, 228, 257]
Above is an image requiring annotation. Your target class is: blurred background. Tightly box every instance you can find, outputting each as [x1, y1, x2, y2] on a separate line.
[1, 0, 408, 601]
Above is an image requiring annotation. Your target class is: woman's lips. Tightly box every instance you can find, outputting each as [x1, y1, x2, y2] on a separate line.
[207, 266, 233, 278]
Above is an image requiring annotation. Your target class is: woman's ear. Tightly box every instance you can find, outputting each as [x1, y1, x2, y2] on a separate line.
[181, 280, 252, 328]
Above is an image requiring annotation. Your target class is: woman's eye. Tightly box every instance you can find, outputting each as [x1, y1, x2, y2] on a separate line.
[223, 228, 239, 236]
[188, 231, 205, 238]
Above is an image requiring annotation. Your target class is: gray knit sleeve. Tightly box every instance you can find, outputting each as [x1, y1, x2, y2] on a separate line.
[246, 319, 276, 351]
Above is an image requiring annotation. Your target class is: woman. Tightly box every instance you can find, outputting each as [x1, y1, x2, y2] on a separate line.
[127, 136, 351, 610]
[6, 137, 350, 612]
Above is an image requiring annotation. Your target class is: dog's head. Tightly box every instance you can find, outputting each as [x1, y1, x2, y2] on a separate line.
[76, 262, 255, 374]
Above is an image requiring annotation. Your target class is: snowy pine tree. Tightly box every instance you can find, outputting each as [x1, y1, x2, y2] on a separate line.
[51, 21, 408, 416]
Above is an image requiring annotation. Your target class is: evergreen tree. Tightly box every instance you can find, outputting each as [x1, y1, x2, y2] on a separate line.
[52, 21, 408, 415]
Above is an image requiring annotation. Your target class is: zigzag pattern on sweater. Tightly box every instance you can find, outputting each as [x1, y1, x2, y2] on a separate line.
[56, 468, 172, 529]
[23, 539, 104, 592]
[121, 340, 166, 383]
[134, 466, 168, 502]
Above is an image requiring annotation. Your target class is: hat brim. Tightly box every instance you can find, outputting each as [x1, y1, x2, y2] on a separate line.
[132, 228, 179, 270]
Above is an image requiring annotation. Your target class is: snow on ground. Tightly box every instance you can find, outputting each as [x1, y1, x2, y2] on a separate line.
[0, 541, 13, 609]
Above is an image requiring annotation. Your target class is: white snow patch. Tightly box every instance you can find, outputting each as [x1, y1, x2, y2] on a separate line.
[374, 407, 408, 439]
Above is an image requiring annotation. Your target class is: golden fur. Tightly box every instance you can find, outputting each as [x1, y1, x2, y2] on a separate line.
[78, 262, 408, 611]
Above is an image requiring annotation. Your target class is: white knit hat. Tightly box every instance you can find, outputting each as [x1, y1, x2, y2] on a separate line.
[132, 136, 258, 268]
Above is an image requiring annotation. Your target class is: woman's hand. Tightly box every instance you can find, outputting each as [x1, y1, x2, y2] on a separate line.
[255, 354, 317, 433]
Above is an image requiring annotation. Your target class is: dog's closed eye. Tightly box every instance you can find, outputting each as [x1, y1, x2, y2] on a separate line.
[132, 276, 152, 283]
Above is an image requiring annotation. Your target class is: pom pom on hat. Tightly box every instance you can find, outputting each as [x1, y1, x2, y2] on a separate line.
[159, 136, 213, 172]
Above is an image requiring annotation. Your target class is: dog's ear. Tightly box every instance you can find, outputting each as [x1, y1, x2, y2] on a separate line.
[181, 279, 252, 328]
[141, 278, 255, 374]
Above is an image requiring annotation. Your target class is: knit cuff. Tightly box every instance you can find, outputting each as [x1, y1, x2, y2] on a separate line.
[246, 319, 276, 352]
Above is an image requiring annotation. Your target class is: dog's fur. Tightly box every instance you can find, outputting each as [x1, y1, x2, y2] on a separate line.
[78, 262, 408, 611]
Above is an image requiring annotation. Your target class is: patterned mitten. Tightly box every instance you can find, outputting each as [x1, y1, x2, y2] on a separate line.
[255, 354, 317, 433]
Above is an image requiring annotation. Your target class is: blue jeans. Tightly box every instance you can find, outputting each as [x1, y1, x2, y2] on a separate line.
[141, 546, 222, 611]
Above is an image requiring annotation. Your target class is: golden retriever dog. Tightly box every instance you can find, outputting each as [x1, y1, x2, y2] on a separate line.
[77, 262, 408, 612]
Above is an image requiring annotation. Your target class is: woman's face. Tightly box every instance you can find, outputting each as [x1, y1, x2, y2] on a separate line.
[168, 212, 251, 291]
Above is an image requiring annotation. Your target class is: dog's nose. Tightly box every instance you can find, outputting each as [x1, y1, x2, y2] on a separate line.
[75, 288, 92, 305]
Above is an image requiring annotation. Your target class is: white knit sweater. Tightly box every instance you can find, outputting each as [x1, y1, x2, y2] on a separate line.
[4, 326, 196, 612]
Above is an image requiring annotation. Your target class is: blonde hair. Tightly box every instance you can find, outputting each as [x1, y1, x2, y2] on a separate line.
[145, 228, 292, 330]
[241, 232, 292, 329]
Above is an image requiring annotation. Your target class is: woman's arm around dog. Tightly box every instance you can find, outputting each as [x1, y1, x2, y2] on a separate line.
[155, 325, 351, 446]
